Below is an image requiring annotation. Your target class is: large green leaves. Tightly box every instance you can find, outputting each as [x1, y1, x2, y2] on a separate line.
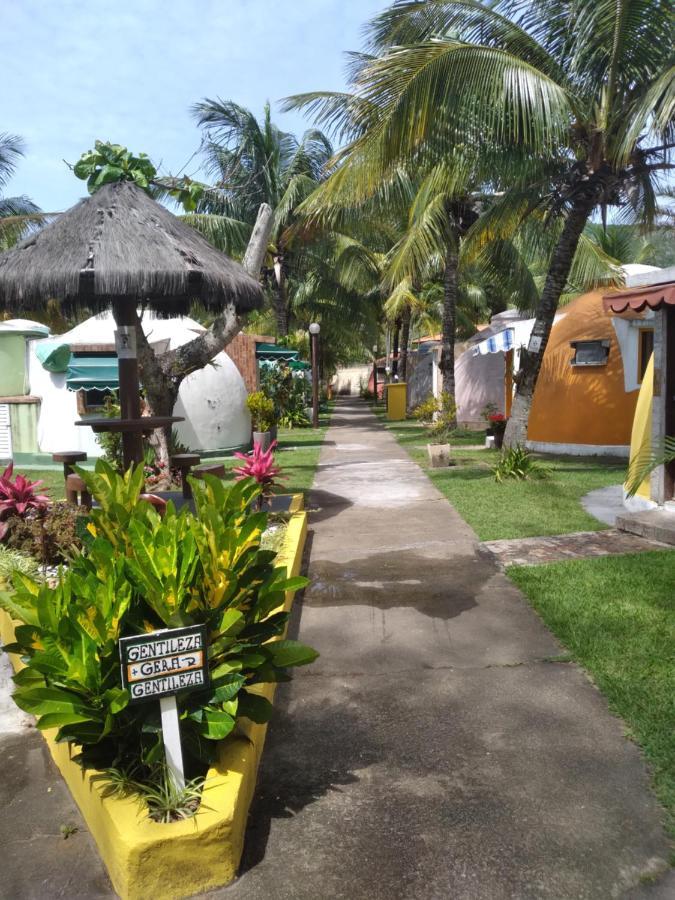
[4, 458, 318, 779]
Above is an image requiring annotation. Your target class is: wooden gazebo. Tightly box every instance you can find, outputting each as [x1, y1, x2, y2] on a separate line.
[0, 181, 264, 468]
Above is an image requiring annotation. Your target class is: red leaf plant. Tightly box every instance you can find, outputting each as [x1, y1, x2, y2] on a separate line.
[232, 441, 285, 509]
[0, 463, 51, 540]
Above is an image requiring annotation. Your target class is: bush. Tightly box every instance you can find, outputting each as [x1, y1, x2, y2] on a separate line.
[2, 503, 89, 565]
[246, 391, 276, 432]
[0, 546, 40, 591]
[260, 363, 309, 423]
[412, 394, 439, 424]
[96, 395, 125, 471]
[0, 461, 317, 804]
[493, 446, 551, 483]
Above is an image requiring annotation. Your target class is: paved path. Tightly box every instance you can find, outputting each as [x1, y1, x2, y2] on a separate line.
[1, 399, 671, 899]
[481, 528, 669, 568]
[219, 400, 672, 900]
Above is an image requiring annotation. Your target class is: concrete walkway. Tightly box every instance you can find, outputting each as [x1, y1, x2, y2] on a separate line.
[1, 399, 671, 899]
[220, 399, 671, 900]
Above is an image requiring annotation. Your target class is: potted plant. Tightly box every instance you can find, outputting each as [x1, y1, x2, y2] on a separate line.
[246, 391, 275, 451]
[488, 413, 508, 449]
[413, 392, 457, 467]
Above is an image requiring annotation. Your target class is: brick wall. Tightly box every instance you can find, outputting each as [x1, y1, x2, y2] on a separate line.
[225, 333, 275, 394]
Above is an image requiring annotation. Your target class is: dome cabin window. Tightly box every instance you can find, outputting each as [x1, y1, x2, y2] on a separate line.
[569, 339, 610, 367]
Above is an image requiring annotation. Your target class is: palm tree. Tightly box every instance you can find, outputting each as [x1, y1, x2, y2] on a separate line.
[0, 134, 42, 249]
[295, 0, 673, 445]
[190, 100, 333, 335]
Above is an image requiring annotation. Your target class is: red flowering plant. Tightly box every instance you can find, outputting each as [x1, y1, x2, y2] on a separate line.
[0, 463, 51, 540]
[232, 440, 285, 510]
[488, 413, 508, 434]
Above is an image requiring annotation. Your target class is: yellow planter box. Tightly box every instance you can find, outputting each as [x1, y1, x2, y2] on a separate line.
[0, 500, 308, 900]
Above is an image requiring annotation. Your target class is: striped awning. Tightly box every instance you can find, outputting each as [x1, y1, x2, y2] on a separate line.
[603, 282, 675, 314]
[66, 355, 119, 392]
[472, 318, 536, 356]
[255, 342, 299, 362]
[473, 328, 515, 356]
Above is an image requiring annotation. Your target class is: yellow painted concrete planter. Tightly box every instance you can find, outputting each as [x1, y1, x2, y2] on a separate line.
[0, 501, 308, 900]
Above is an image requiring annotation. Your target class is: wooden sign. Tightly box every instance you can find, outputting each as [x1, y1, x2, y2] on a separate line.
[119, 624, 208, 703]
[119, 625, 209, 791]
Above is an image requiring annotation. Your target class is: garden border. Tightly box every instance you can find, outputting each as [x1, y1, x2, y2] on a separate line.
[0, 498, 308, 900]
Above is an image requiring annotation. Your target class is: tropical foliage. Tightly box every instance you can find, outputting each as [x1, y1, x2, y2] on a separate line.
[0, 461, 317, 789]
[287, 0, 673, 442]
[0, 133, 43, 250]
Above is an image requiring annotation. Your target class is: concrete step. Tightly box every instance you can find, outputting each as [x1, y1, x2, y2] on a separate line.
[616, 508, 675, 546]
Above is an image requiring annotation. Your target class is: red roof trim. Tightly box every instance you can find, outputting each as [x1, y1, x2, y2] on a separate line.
[603, 281, 675, 314]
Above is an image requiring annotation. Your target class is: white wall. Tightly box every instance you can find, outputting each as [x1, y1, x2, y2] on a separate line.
[174, 351, 251, 451]
[332, 365, 371, 396]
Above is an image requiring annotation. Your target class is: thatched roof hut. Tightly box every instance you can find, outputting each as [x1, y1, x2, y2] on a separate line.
[0, 180, 263, 316]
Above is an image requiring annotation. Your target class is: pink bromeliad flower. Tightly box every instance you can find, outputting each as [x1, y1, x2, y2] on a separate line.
[232, 441, 285, 507]
[0, 463, 51, 540]
[0, 463, 50, 518]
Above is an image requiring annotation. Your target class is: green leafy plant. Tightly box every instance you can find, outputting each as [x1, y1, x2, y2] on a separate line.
[246, 391, 276, 432]
[0, 460, 317, 803]
[72, 140, 205, 211]
[625, 436, 675, 498]
[260, 363, 309, 424]
[100, 764, 206, 823]
[412, 394, 438, 424]
[493, 446, 551, 483]
[0, 546, 40, 591]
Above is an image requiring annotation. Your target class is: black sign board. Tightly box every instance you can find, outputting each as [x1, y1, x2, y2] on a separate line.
[119, 624, 209, 704]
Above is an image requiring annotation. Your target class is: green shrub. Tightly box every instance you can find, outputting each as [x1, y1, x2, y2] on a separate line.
[0, 546, 40, 591]
[412, 394, 438, 424]
[96, 394, 124, 471]
[246, 391, 276, 432]
[493, 446, 551, 483]
[260, 363, 309, 423]
[0, 460, 317, 796]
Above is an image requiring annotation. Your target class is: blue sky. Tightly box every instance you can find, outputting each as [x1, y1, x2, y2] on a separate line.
[5, 0, 387, 212]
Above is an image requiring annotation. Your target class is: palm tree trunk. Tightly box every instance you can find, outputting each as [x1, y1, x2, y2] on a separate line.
[440, 241, 458, 399]
[399, 306, 411, 383]
[391, 318, 401, 377]
[504, 190, 597, 448]
[273, 272, 290, 336]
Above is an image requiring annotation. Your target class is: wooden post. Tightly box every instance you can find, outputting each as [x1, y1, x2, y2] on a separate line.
[504, 349, 514, 418]
[112, 299, 144, 469]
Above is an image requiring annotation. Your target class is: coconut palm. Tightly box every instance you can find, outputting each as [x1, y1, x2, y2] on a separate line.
[190, 100, 334, 335]
[0, 134, 42, 250]
[293, 0, 673, 445]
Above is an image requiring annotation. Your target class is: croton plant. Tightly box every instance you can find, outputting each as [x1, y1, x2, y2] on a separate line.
[0, 460, 317, 780]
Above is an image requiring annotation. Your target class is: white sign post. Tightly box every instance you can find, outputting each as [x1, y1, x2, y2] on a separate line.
[159, 696, 186, 791]
[119, 624, 208, 793]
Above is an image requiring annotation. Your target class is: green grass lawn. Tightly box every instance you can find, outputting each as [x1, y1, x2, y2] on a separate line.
[20, 406, 332, 503]
[371, 406, 626, 541]
[509, 551, 675, 838]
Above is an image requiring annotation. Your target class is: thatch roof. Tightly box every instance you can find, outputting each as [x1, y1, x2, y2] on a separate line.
[0, 180, 264, 316]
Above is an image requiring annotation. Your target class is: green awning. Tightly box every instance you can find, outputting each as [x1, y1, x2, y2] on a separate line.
[289, 359, 311, 371]
[66, 356, 119, 392]
[36, 340, 72, 373]
[255, 342, 299, 362]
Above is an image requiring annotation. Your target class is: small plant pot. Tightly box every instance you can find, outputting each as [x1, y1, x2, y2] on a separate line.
[493, 431, 505, 450]
[427, 443, 451, 468]
[252, 430, 272, 451]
